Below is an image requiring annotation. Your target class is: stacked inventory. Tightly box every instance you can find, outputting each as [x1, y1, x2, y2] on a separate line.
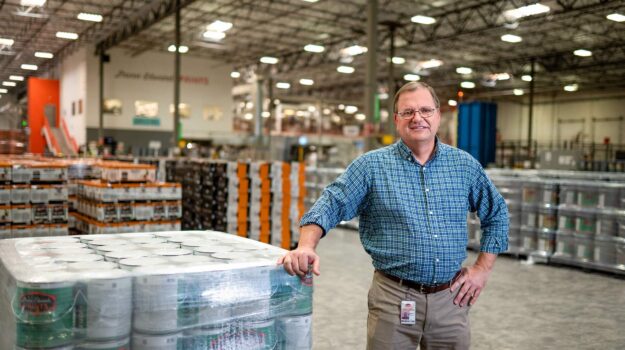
[226, 162, 250, 238]
[520, 179, 559, 259]
[0, 230, 313, 349]
[290, 163, 306, 245]
[553, 181, 625, 270]
[0, 130, 27, 155]
[249, 162, 272, 244]
[74, 162, 182, 234]
[0, 159, 69, 239]
[63, 159, 100, 235]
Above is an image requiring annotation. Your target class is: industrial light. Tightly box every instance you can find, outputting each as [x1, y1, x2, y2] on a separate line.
[0, 89, 7, 94]
[448, 100, 457, 106]
[403, 74, 420, 81]
[495, 73, 510, 80]
[202, 31, 226, 41]
[342, 45, 367, 56]
[501, 34, 522, 43]
[337, 66, 355, 74]
[503, 3, 550, 20]
[302, 0, 319, 2]
[564, 84, 578, 92]
[460, 81, 475, 89]
[260, 56, 279, 64]
[299, 78, 314, 86]
[244, 113, 253, 120]
[56, 32, 79, 40]
[246, 102, 254, 109]
[77, 13, 103, 22]
[0, 38, 15, 46]
[2, 81, 16, 87]
[207, 20, 233, 32]
[607, 13, 625, 22]
[9, 75, 24, 81]
[411, 15, 436, 25]
[573, 49, 592, 57]
[338, 104, 345, 110]
[355, 113, 366, 121]
[230, 71, 240, 78]
[420, 59, 443, 69]
[21, 0, 46, 6]
[304, 44, 325, 53]
[167, 45, 188, 53]
[323, 108, 331, 115]
[262, 112, 271, 118]
[345, 105, 358, 114]
[276, 82, 291, 89]
[456, 67, 472, 75]
[392, 57, 406, 64]
[513, 89, 524, 96]
[21, 64, 38, 70]
[521, 75, 532, 82]
[378, 93, 389, 100]
[34, 51, 53, 58]
[307, 106, 316, 112]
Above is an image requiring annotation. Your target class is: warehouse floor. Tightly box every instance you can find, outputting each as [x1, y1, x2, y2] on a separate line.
[311, 228, 625, 350]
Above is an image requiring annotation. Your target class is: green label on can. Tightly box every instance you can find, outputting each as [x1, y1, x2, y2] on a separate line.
[15, 285, 74, 348]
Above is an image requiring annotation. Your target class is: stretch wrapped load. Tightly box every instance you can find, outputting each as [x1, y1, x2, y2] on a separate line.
[0, 230, 313, 350]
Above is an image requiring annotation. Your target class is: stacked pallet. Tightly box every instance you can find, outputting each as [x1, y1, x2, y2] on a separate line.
[73, 161, 182, 234]
[0, 158, 69, 239]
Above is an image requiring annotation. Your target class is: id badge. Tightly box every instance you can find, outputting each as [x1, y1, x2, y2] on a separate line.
[400, 300, 416, 325]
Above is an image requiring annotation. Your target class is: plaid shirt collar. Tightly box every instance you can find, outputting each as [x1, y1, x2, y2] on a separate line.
[395, 137, 446, 164]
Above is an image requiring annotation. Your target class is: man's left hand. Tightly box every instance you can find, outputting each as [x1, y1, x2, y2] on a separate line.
[449, 264, 492, 307]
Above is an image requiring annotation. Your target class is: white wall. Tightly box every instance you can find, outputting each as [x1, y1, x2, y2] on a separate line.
[60, 47, 87, 145]
[497, 91, 625, 145]
[86, 48, 233, 139]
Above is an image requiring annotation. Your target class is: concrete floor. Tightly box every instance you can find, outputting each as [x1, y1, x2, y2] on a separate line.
[312, 228, 625, 350]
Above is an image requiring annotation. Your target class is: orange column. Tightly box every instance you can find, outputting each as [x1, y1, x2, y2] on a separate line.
[27, 77, 60, 154]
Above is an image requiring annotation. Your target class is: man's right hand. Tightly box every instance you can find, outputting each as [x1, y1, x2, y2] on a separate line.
[277, 247, 321, 277]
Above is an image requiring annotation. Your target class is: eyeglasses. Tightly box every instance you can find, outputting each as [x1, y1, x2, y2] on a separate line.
[395, 107, 437, 119]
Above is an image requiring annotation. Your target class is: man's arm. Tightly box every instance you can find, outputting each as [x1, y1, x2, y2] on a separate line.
[450, 252, 497, 306]
[277, 224, 323, 277]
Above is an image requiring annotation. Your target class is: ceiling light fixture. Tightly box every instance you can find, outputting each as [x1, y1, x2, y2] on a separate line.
[345, 105, 358, 114]
[0, 89, 7, 94]
[260, 56, 279, 64]
[513, 89, 524, 96]
[378, 93, 389, 100]
[202, 31, 226, 41]
[262, 112, 271, 118]
[607, 13, 625, 22]
[337, 66, 355, 74]
[304, 44, 325, 53]
[230, 71, 240, 78]
[420, 59, 443, 69]
[56, 32, 79, 40]
[167, 45, 188, 53]
[2, 81, 16, 87]
[411, 15, 436, 24]
[403, 74, 420, 81]
[9, 75, 24, 81]
[34, 51, 53, 58]
[564, 84, 578, 92]
[501, 34, 522, 43]
[460, 81, 476, 89]
[21, 64, 38, 70]
[521, 75, 532, 82]
[355, 113, 366, 121]
[392, 57, 406, 64]
[207, 20, 233, 32]
[503, 3, 550, 20]
[573, 49, 592, 57]
[302, 0, 319, 2]
[342, 45, 367, 56]
[495, 73, 510, 80]
[0, 38, 15, 46]
[299, 78, 314, 86]
[448, 100, 457, 106]
[276, 82, 291, 89]
[456, 67, 472, 75]
[77, 13, 103, 22]
[21, 0, 46, 6]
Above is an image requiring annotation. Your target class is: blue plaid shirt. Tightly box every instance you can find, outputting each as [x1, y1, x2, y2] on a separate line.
[301, 139, 509, 285]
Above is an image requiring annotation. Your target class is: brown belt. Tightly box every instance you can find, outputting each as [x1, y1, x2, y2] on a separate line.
[377, 270, 462, 294]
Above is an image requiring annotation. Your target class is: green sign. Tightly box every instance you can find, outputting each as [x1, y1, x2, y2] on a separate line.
[133, 116, 160, 126]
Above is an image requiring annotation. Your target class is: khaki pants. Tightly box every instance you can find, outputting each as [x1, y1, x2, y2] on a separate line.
[367, 271, 471, 350]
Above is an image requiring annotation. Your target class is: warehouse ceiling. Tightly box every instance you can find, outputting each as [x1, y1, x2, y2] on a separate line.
[1, 0, 625, 105]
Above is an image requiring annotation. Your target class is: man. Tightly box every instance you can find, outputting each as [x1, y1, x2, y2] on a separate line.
[278, 82, 509, 349]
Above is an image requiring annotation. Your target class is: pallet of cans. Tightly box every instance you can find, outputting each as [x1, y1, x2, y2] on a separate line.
[0, 230, 313, 349]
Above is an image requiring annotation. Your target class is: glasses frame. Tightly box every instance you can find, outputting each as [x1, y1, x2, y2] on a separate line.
[395, 107, 438, 119]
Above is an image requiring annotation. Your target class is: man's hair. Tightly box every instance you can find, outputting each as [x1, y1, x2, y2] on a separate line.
[393, 81, 440, 113]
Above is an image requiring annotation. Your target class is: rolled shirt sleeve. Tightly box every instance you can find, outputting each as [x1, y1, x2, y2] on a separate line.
[469, 167, 509, 254]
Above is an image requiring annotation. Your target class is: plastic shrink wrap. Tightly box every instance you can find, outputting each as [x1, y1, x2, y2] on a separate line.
[0, 230, 312, 349]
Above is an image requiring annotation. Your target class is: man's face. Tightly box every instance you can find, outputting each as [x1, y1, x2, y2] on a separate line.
[394, 88, 440, 146]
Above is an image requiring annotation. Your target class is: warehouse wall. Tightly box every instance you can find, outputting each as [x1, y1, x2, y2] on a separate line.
[497, 91, 625, 145]
[85, 48, 233, 143]
[60, 48, 87, 146]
